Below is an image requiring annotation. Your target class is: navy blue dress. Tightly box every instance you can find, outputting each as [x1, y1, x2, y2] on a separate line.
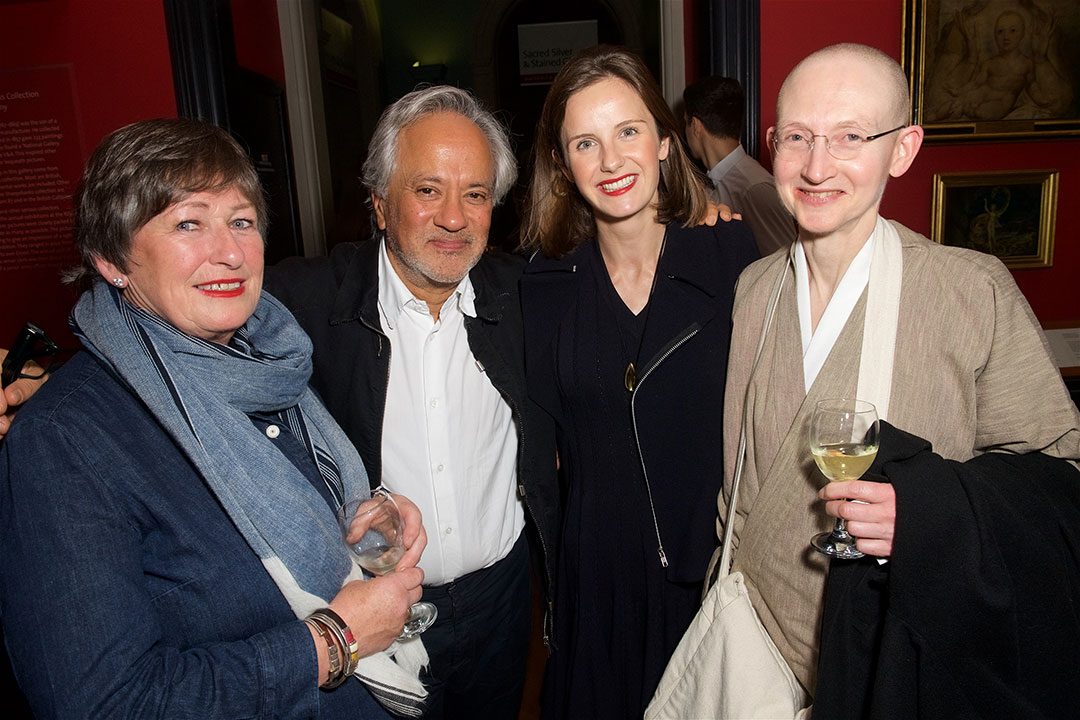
[521, 221, 759, 719]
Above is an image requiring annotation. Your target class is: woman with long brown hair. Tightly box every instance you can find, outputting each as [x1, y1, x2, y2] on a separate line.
[519, 45, 759, 717]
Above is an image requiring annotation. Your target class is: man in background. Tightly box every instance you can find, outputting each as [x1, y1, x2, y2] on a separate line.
[683, 75, 795, 256]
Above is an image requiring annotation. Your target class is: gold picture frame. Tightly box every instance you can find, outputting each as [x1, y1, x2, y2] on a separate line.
[931, 169, 1057, 268]
[902, 0, 1080, 141]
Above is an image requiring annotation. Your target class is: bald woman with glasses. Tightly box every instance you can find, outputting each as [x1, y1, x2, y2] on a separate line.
[710, 42, 1079, 713]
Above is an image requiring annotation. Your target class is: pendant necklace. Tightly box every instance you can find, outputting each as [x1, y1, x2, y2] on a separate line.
[621, 229, 668, 393]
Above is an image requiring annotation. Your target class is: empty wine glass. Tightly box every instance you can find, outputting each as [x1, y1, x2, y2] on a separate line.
[809, 398, 880, 559]
[337, 490, 437, 638]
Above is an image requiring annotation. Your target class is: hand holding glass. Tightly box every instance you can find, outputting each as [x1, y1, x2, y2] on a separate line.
[337, 490, 437, 638]
[809, 398, 880, 559]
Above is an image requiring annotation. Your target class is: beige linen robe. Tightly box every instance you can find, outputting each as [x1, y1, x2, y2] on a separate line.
[717, 220, 1080, 694]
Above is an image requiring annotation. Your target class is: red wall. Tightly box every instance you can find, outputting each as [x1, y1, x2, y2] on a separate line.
[683, 0, 700, 84]
[0, 0, 286, 352]
[759, 0, 1078, 322]
[231, 0, 287, 87]
[0, 0, 177, 350]
[0, 1, 177, 150]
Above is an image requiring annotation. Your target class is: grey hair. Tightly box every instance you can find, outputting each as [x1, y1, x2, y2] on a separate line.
[360, 85, 517, 205]
[68, 118, 266, 291]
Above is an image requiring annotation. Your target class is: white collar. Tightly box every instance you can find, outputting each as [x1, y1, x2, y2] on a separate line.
[377, 239, 476, 329]
[795, 217, 881, 393]
[709, 143, 746, 180]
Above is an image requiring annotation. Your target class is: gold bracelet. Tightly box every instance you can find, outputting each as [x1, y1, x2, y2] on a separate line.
[306, 616, 345, 688]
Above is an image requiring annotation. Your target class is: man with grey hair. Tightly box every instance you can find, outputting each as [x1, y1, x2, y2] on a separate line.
[711, 42, 1079, 713]
[264, 85, 558, 719]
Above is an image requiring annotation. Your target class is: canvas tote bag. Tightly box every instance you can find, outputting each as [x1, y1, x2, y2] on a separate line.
[645, 566, 810, 718]
[644, 435, 810, 718]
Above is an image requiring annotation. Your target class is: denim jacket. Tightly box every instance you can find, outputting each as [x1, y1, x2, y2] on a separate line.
[0, 351, 387, 719]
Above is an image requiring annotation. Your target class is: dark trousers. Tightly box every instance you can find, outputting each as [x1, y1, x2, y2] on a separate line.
[418, 533, 531, 720]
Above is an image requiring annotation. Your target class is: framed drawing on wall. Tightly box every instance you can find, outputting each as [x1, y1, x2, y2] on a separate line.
[902, 0, 1080, 141]
[931, 170, 1058, 268]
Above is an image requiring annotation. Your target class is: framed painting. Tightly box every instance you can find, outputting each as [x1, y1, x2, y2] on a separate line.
[931, 169, 1057, 268]
[902, 0, 1080, 141]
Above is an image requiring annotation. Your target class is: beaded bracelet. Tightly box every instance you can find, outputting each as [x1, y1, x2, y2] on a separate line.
[305, 616, 344, 688]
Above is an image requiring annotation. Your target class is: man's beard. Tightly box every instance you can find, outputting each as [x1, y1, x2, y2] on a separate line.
[385, 231, 485, 289]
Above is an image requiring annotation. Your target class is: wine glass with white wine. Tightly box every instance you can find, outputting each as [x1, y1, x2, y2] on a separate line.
[809, 398, 880, 559]
[337, 489, 438, 638]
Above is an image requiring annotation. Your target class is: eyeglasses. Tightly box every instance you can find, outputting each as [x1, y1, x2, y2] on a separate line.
[771, 125, 907, 161]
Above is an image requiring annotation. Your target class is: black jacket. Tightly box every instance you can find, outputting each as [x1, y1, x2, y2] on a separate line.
[815, 422, 1080, 719]
[520, 221, 758, 583]
[264, 240, 559, 606]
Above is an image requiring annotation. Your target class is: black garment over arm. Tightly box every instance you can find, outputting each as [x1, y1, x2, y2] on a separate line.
[815, 421, 1080, 720]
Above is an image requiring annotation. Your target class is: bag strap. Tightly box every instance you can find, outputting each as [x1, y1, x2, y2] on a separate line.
[718, 252, 792, 581]
[855, 218, 902, 422]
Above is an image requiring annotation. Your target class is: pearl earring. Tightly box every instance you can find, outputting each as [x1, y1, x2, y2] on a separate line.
[112, 278, 124, 287]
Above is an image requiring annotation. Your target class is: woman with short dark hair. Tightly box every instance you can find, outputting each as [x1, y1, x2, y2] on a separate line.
[0, 118, 429, 719]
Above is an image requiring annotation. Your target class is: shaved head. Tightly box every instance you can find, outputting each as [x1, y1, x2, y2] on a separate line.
[769, 42, 924, 246]
[778, 43, 911, 128]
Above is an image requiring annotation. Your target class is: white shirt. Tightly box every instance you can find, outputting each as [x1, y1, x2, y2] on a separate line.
[795, 216, 884, 393]
[707, 145, 796, 256]
[377, 241, 524, 585]
[706, 144, 744, 206]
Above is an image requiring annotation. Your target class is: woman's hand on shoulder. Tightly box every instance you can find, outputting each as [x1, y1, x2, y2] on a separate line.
[700, 202, 742, 226]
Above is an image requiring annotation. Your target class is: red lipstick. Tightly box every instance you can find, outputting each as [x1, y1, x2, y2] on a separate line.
[196, 279, 245, 297]
[598, 174, 637, 196]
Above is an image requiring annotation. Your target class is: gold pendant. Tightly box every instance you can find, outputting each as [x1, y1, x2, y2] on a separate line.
[624, 362, 636, 392]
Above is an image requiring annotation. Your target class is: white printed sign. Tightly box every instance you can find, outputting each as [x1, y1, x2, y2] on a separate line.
[518, 21, 598, 86]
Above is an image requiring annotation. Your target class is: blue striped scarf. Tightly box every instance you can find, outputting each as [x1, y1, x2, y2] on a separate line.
[72, 282, 426, 715]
